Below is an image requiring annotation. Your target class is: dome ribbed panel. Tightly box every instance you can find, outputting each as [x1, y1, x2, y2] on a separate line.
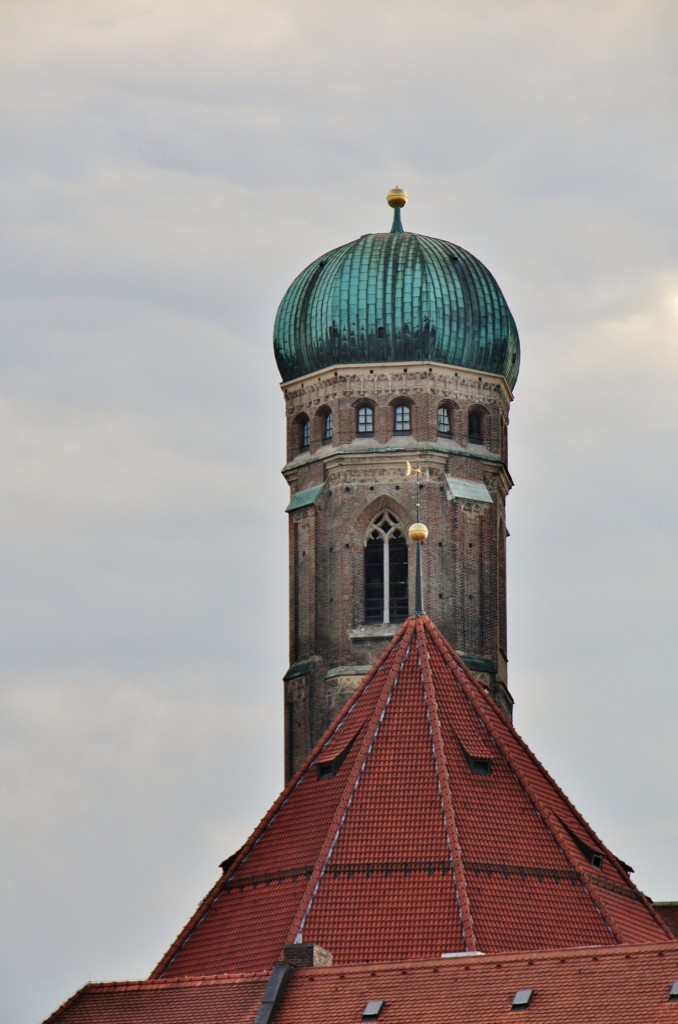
[273, 232, 520, 387]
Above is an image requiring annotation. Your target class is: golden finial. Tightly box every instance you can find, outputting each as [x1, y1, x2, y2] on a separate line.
[409, 522, 429, 543]
[386, 186, 408, 209]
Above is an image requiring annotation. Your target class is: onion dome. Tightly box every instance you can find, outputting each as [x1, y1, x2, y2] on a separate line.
[274, 190, 520, 388]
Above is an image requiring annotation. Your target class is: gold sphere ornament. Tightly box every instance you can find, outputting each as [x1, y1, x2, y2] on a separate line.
[386, 186, 408, 209]
[409, 522, 429, 542]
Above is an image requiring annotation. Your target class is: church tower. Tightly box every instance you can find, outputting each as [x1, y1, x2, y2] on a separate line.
[274, 190, 520, 779]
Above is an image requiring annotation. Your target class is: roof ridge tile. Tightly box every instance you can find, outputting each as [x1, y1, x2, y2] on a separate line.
[152, 613, 670, 978]
[285, 620, 418, 946]
[423, 618, 671, 944]
[414, 617, 476, 950]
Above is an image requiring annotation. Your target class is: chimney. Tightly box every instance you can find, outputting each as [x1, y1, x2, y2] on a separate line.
[282, 942, 333, 968]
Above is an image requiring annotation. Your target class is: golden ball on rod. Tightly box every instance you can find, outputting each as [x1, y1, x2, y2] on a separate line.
[386, 186, 408, 209]
[409, 522, 429, 542]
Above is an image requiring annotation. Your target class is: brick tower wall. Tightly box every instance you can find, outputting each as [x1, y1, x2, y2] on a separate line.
[282, 362, 514, 780]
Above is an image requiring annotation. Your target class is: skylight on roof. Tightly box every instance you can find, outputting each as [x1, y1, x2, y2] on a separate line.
[512, 988, 534, 1010]
[669, 980, 678, 1001]
[362, 999, 385, 1019]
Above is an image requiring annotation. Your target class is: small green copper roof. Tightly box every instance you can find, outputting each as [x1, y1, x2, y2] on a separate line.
[273, 199, 520, 388]
[286, 483, 325, 512]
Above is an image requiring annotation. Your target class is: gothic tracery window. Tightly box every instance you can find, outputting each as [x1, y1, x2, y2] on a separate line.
[364, 511, 408, 624]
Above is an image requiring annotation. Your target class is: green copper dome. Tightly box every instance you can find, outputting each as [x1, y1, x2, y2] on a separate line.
[273, 204, 520, 388]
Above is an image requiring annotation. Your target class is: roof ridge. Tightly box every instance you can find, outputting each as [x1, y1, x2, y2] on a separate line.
[151, 873, 224, 979]
[285, 618, 418, 946]
[100, 973, 270, 991]
[151, 612, 670, 980]
[422, 620, 633, 943]
[152, 622, 417, 979]
[414, 617, 477, 950]
[482, 710, 674, 938]
[294, 939, 678, 977]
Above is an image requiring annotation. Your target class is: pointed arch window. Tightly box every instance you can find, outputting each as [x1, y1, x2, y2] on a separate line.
[323, 409, 333, 442]
[364, 511, 408, 623]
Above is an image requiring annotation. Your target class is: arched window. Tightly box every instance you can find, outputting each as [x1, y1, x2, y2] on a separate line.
[323, 409, 333, 442]
[364, 511, 408, 624]
[394, 403, 411, 434]
[468, 409, 483, 444]
[357, 404, 374, 435]
[300, 416, 310, 451]
[437, 404, 452, 436]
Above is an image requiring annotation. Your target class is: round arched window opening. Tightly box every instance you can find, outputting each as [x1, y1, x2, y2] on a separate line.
[357, 404, 374, 436]
[394, 403, 411, 435]
[438, 404, 453, 436]
[468, 409, 483, 445]
[299, 416, 311, 451]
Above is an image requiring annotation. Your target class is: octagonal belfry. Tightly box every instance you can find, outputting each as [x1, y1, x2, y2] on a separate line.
[276, 192, 520, 779]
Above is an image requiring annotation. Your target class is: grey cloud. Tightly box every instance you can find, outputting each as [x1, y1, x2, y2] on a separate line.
[2, 1, 678, 1022]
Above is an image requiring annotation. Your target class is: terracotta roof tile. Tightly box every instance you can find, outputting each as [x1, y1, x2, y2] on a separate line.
[153, 615, 671, 979]
[274, 942, 678, 1024]
[45, 943, 678, 1024]
[44, 974, 268, 1024]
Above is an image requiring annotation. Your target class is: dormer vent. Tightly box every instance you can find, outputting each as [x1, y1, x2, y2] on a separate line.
[316, 735, 356, 780]
[560, 819, 604, 870]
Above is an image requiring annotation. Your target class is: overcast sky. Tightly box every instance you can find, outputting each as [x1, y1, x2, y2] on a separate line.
[2, 1, 678, 1021]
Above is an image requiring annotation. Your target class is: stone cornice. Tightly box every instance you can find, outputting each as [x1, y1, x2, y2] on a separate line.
[280, 361, 514, 406]
[282, 439, 508, 485]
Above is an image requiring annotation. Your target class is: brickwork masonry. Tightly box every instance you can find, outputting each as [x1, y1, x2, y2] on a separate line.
[282, 362, 514, 779]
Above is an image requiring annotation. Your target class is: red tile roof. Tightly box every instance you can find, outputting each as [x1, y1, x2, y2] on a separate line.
[46, 943, 678, 1024]
[153, 615, 672, 978]
[43, 974, 268, 1024]
[275, 941, 678, 1024]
